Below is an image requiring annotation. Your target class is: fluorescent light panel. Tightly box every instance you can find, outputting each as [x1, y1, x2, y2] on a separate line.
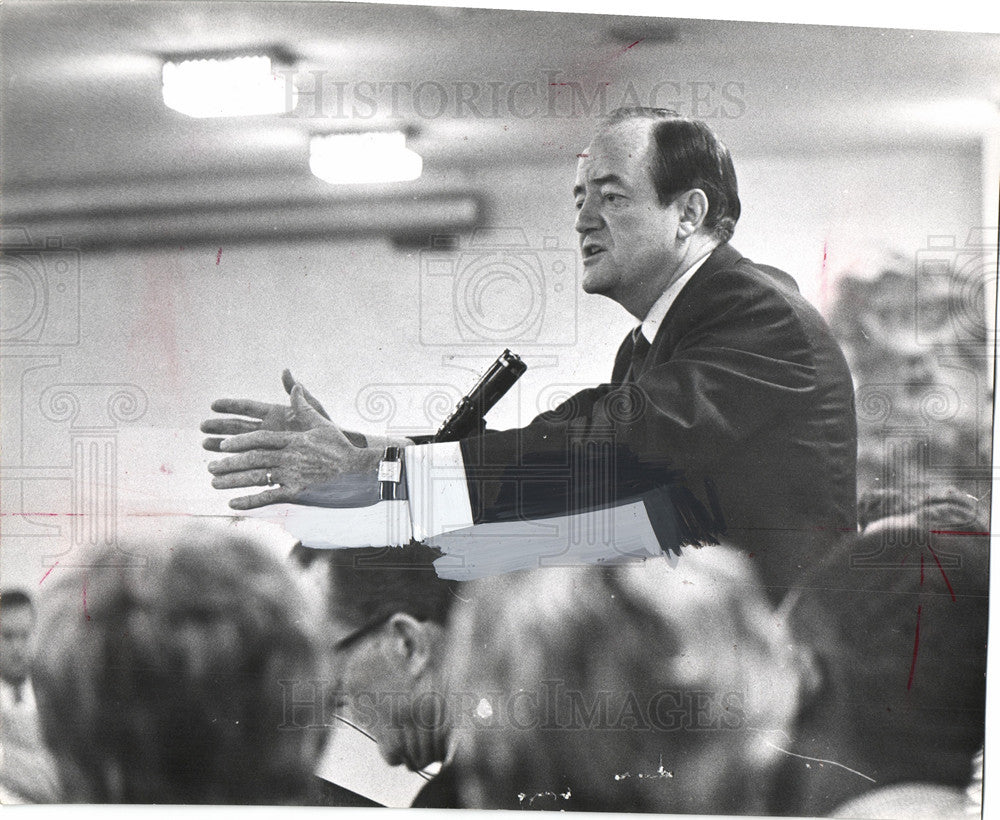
[162, 54, 296, 118]
[309, 131, 423, 184]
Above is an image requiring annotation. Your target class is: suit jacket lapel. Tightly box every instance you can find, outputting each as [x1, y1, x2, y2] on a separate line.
[625, 244, 743, 378]
[610, 330, 636, 383]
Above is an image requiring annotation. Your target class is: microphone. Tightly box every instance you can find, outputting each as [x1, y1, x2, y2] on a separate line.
[434, 350, 527, 442]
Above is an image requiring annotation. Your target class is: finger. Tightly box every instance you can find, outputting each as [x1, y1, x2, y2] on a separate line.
[212, 469, 276, 490]
[290, 384, 330, 427]
[300, 384, 331, 420]
[229, 487, 293, 510]
[208, 451, 279, 475]
[210, 398, 276, 418]
[203, 436, 224, 452]
[218, 431, 291, 452]
[283, 370, 331, 420]
[200, 417, 261, 435]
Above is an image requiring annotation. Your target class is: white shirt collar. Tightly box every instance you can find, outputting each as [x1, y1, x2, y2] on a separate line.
[639, 251, 713, 343]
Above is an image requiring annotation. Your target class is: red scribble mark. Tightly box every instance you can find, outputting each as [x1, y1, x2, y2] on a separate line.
[545, 38, 645, 113]
[82, 578, 92, 621]
[926, 543, 957, 601]
[1, 512, 83, 517]
[159, 463, 173, 474]
[39, 561, 60, 585]
[548, 38, 644, 84]
[930, 529, 990, 536]
[907, 604, 922, 690]
[216, 247, 223, 265]
[135, 258, 180, 389]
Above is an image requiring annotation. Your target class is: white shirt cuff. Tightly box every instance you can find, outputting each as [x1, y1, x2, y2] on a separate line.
[404, 441, 475, 540]
[250, 501, 413, 549]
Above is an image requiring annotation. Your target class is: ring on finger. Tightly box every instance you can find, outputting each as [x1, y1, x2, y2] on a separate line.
[265, 471, 274, 486]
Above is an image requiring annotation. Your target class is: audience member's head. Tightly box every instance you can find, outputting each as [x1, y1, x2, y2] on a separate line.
[778, 489, 989, 815]
[1, 589, 36, 688]
[306, 543, 461, 773]
[31, 520, 325, 803]
[444, 547, 805, 814]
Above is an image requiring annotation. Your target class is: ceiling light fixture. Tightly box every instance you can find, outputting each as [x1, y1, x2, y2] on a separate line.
[309, 131, 423, 185]
[161, 51, 297, 118]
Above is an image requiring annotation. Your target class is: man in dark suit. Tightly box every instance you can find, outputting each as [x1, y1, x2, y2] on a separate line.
[460, 109, 857, 590]
[204, 108, 857, 593]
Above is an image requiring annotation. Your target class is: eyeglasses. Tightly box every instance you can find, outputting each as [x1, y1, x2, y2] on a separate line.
[328, 613, 436, 784]
[331, 713, 435, 783]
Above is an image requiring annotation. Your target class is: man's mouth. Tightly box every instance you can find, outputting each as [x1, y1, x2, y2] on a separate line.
[582, 243, 605, 261]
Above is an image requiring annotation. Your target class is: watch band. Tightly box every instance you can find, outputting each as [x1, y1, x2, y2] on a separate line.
[378, 446, 404, 501]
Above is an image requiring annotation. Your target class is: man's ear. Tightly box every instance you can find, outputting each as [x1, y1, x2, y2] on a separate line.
[385, 613, 442, 679]
[675, 188, 710, 239]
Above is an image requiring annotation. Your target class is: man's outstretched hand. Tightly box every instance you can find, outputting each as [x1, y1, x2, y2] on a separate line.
[206, 385, 383, 510]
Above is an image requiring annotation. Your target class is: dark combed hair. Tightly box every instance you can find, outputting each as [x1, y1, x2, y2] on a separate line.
[325, 542, 460, 628]
[604, 107, 741, 243]
[787, 491, 988, 789]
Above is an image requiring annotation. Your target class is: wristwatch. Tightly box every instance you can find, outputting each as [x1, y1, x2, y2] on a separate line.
[378, 446, 405, 501]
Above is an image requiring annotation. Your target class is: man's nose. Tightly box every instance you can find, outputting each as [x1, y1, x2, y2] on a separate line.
[574, 196, 601, 233]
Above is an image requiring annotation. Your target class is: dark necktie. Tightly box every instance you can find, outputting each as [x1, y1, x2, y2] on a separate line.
[629, 327, 651, 378]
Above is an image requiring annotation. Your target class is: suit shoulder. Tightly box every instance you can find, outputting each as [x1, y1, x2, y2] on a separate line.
[676, 250, 848, 369]
[693, 252, 824, 324]
[697, 252, 800, 298]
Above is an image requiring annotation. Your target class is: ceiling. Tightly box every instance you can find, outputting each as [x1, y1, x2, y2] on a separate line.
[2, 0, 999, 239]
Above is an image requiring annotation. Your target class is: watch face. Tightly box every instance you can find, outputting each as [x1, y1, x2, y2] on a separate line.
[378, 460, 403, 484]
[378, 450, 404, 501]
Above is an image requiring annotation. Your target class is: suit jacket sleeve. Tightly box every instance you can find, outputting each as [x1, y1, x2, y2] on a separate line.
[459, 264, 819, 524]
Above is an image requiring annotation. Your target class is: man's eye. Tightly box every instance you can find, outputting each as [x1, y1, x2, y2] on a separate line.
[604, 192, 621, 202]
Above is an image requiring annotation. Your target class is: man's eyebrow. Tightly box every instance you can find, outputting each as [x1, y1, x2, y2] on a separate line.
[573, 174, 627, 196]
